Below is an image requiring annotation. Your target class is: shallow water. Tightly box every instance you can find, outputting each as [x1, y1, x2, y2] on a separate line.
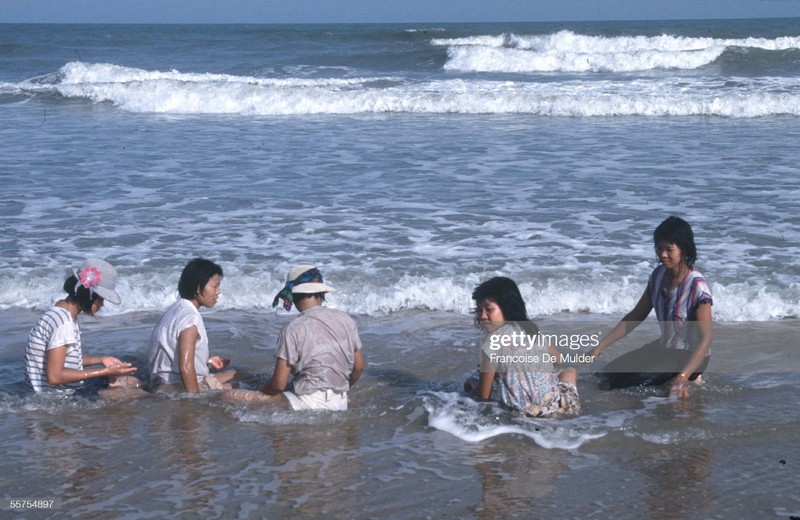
[1, 309, 798, 518]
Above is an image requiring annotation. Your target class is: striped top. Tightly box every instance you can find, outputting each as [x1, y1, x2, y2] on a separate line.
[648, 265, 713, 350]
[26, 306, 84, 393]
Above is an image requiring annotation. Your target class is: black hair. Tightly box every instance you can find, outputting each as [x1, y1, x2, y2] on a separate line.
[178, 258, 223, 300]
[653, 216, 698, 268]
[63, 275, 102, 315]
[293, 292, 326, 304]
[472, 276, 539, 335]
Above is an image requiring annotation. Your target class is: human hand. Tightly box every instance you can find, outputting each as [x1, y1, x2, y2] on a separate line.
[107, 363, 137, 377]
[208, 356, 230, 370]
[100, 356, 125, 368]
[668, 375, 690, 399]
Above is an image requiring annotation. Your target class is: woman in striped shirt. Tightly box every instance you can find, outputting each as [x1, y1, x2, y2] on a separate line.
[25, 259, 138, 394]
[589, 216, 713, 398]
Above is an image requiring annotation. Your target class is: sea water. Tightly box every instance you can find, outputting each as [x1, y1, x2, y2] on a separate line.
[0, 20, 798, 518]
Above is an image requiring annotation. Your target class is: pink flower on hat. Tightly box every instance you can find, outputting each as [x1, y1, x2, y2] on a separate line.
[78, 266, 102, 289]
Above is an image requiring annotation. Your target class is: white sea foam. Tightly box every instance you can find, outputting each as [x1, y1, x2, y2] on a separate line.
[11, 60, 800, 117]
[2, 267, 796, 322]
[441, 43, 725, 73]
[422, 391, 605, 450]
[433, 31, 800, 73]
[422, 391, 702, 448]
[404, 27, 448, 33]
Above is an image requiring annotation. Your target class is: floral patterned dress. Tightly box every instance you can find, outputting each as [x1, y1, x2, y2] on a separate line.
[481, 323, 580, 417]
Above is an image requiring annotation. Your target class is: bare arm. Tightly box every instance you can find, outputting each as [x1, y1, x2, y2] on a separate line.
[669, 302, 713, 398]
[349, 349, 365, 388]
[83, 355, 123, 367]
[46, 346, 136, 385]
[261, 358, 292, 395]
[590, 286, 653, 358]
[178, 326, 201, 393]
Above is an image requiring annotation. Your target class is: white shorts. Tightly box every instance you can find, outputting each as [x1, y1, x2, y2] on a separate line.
[284, 388, 348, 411]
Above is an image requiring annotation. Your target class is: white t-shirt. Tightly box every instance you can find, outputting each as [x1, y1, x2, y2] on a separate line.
[147, 298, 210, 385]
[26, 306, 83, 393]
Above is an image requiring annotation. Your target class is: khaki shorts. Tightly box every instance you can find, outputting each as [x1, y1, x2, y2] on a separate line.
[199, 374, 224, 391]
[284, 389, 348, 411]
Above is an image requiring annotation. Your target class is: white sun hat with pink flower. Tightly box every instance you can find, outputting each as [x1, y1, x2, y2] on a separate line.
[72, 258, 121, 304]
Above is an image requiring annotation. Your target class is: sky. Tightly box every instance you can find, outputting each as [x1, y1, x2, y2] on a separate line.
[2, 0, 800, 24]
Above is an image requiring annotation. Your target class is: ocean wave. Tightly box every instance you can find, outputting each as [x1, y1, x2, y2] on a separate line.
[404, 27, 448, 33]
[433, 30, 800, 73]
[8, 61, 800, 117]
[1, 269, 795, 322]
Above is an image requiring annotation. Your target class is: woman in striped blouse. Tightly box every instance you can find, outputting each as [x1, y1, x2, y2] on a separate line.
[589, 216, 713, 398]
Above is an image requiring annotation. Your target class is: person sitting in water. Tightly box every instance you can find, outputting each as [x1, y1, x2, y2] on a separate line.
[589, 216, 713, 398]
[25, 258, 139, 394]
[464, 276, 580, 417]
[226, 265, 365, 410]
[147, 258, 237, 393]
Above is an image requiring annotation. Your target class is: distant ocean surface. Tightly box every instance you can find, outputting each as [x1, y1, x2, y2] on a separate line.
[1, 20, 799, 519]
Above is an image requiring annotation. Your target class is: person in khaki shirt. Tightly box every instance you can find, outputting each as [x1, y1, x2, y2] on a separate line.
[226, 265, 364, 410]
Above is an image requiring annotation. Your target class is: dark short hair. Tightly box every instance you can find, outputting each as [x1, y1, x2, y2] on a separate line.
[472, 276, 538, 335]
[63, 275, 102, 315]
[654, 216, 698, 268]
[293, 292, 326, 303]
[178, 258, 223, 300]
